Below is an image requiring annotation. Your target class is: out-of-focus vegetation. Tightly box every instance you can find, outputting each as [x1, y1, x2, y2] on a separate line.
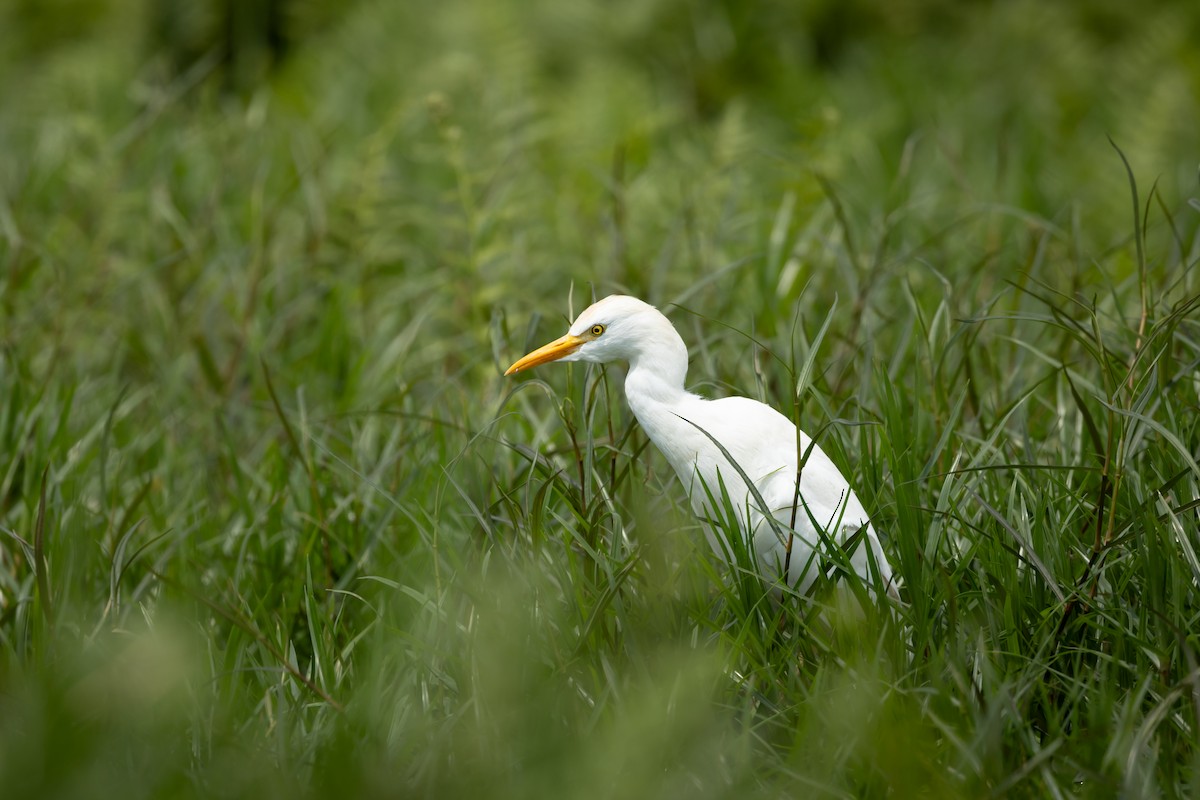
[1, 0, 1198, 797]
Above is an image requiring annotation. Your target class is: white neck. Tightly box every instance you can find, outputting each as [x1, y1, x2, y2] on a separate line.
[623, 327, 689, 408]
[621, 331, 702, 479]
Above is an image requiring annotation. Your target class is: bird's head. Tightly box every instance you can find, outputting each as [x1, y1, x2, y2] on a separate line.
[505, 295, 677, 375]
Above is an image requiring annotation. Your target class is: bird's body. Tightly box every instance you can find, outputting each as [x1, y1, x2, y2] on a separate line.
[506, 295, 895, 599]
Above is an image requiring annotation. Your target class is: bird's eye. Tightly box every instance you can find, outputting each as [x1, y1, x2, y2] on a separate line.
[590, 324, 605, 336]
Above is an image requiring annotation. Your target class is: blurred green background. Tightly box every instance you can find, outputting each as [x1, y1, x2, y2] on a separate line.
[1, 0, 1198, 797]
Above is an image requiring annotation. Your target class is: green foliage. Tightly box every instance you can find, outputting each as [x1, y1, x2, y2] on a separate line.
[2, 0, 1199, 797]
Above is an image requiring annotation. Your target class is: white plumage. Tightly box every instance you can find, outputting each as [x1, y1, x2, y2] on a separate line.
[506, 295, 897, 600]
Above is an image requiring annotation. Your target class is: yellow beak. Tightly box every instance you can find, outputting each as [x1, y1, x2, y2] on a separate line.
[504, 333, 586, 376]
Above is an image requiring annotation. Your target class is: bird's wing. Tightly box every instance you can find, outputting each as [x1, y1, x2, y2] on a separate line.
[696, 396, 890, 591]
[698, 396, 868, 522]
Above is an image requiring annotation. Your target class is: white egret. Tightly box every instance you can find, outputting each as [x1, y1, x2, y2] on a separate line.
[505, 295, 897, 601]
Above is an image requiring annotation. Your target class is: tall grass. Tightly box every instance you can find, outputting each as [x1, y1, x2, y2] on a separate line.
[1, 0, 1198, 797]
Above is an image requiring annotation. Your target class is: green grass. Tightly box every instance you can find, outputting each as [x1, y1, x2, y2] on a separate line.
[2, 0, 1199, 797]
